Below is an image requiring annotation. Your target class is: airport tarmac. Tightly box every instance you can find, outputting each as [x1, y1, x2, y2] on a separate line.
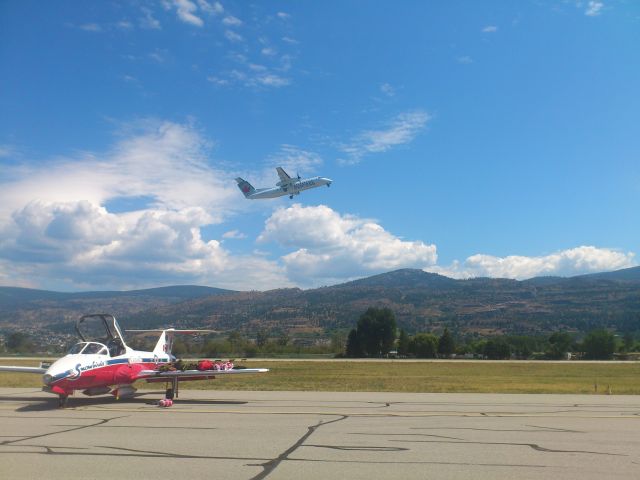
[1, 388, 639, 480]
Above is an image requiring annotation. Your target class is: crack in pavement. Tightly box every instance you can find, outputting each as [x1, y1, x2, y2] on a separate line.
[388, 439, 627, 456]
[248, 415, 348, 480]
[0, 415, 129, 446]
[0, 443, 271, 461]
[303, 444, 408, 452]
[410, 425, 584, 434]
[350, 432, 464, 440]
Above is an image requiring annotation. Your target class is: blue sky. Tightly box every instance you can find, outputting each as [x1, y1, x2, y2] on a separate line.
[0, 1, 638, 291]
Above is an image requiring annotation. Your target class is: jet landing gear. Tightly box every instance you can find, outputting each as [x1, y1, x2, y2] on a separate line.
[58, 394, 68, 408]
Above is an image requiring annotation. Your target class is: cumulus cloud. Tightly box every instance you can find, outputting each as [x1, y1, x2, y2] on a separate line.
[428, 246, 636, 280]
[258, 204, 438, 286]
[0, 120, 292, 290]
[16, 122, 219, 213]
[585, 1, 604, 16]
[339, 111, 431, 165]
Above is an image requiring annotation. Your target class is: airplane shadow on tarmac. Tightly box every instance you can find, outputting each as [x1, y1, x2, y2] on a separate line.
[0, 392, 248, 412]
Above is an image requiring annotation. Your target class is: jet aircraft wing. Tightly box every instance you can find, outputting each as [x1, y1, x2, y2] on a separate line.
[136, 368, 269, 380]
[0, 365, 47, 374]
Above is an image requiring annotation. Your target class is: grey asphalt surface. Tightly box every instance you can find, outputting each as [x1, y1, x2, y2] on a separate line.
[1, 388, 639, 480]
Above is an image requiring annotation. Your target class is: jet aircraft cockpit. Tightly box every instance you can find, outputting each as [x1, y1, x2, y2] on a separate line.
[67, 342, 109, 356]
[75, 314, 128, 357]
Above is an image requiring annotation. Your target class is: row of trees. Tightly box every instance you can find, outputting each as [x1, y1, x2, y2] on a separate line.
[344, 307, 628, 360]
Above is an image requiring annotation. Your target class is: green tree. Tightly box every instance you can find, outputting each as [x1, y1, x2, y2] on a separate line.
[345, 329, 363, 357]
[227, 330, 245, 354]
[6, 332, 34, 353]
[409, 333, 438, 358]
[356, 307, 397, 357]
[277, 331, 290, 347]
[622, 332, 634, 353]
[331, 331, 347, 355]
[547, 332, 572, 359]
[438, 328, 455, 358]
[582, 329, 615, 360]
[397, 329, 410, 357]
[256, 329, 269, 348]
[484, 337, 511, 360]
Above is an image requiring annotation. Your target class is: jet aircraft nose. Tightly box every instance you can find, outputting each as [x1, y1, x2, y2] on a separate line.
[42, 374, 53, 385]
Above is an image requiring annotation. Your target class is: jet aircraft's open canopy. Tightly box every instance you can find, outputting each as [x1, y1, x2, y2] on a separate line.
[75, 314, 127, 356]
[68, 342, 108, 356]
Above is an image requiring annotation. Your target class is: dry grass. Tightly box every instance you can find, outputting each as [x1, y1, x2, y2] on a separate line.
[3, 359, 640, 394]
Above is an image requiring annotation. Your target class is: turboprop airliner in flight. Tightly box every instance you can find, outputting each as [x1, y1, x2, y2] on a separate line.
[0, 314, 267, 407]
[236, 167, 332, 199]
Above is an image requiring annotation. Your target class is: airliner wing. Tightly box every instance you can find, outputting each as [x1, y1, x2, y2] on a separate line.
[276, 167, 293, 185]
[0, 365, 47, 374]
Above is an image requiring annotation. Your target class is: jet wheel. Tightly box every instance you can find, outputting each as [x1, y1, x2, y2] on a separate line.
[58, 395, 68, 408]
[165, 387, 175, 400]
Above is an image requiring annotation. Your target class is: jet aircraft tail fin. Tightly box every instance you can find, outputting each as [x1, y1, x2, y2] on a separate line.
[236, 177, 255, 198]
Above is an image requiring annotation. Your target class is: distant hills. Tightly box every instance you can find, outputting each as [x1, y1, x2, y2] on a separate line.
[1, 266, 639, 337]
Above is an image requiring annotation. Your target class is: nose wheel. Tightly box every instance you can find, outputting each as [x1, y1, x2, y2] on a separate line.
[57, 395, 68, 408]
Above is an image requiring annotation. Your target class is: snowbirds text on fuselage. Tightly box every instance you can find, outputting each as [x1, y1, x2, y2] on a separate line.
[0, 314, 268, 407]
[236, 167, 332, 199]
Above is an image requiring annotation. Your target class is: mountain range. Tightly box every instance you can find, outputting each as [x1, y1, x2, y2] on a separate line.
[1, 267, 639, 338]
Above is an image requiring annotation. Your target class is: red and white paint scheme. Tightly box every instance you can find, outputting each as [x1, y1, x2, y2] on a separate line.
[0, 314, 268, 407]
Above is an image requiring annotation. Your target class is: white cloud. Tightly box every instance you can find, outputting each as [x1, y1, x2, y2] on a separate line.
[222, 229, 247, 239]
[428, 246, 636, 280]
[339, 111, 431, 164]
[140, 7, 161, 29]
[223, 15, 242, 26]
[171, 0, 204, 27]
[258, 204, 437, 286]
[116, 20, 133, 30]
[482, 25, 498, 33]
[198, 0, 223, 15]
[207, 75, 230, 86]
[79, 23, 102, 32]
[0, 120, 239, 219]
[256, 74, 290, 87]
[277, 12, 291, 20]
[282, 36, 298, 44]
[457, 56, 473, 64]
[261, 47, 277, 56]
[0, 145, 15, 158]
[0, 121, 297, 290]
[225, 30, 244, 42]
[585, 1, 604, 16]
[266, 145, 323, 174]
[380, 83, 395, 97]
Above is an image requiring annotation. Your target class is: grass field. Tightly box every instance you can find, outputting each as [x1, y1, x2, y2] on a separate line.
[2, 359, 640, 394]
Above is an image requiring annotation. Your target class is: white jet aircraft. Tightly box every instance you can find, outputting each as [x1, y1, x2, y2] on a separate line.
[236, 167, 332, 199]
[0, 314, 268, 407]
